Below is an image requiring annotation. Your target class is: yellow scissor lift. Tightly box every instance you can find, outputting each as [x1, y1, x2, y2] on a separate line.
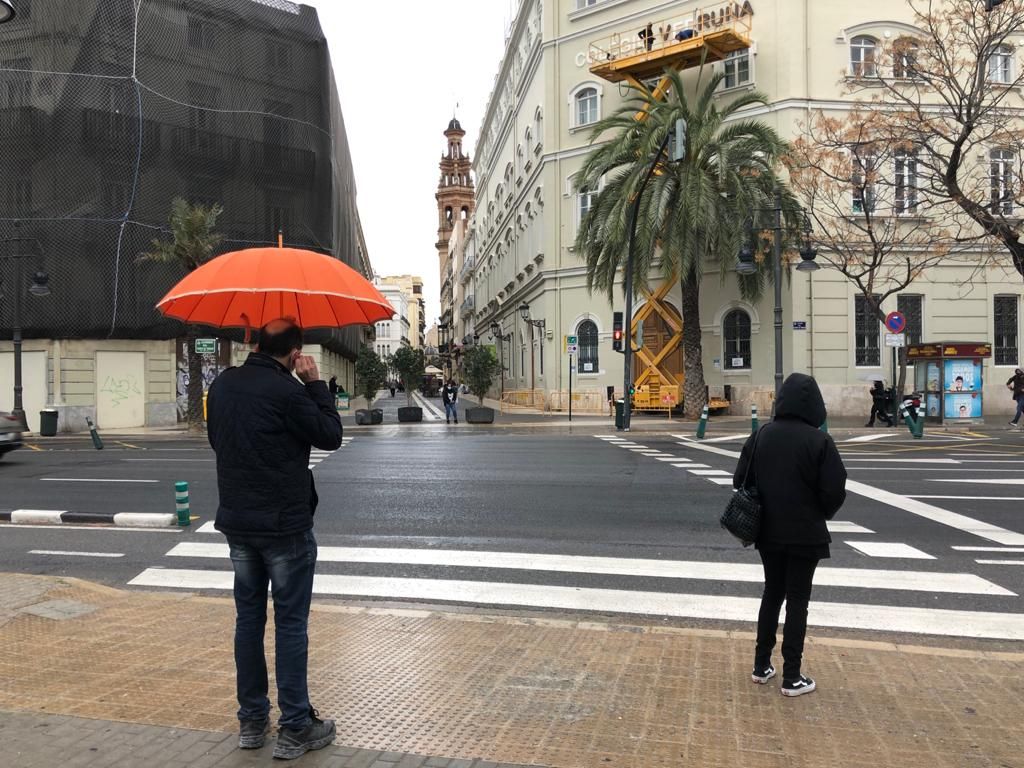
[588, 7, 751, 412]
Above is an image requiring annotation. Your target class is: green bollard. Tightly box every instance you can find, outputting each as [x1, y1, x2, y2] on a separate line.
[912, 412, 925, 439]
[696, 404, 710, 440]
[751, 404, 759, 434]
[175, 481, 191, 527]
[898, 402, 921, 438]
[86, 417, 103, 450]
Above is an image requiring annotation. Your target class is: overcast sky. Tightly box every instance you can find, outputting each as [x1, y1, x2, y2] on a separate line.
[304, 0, 512, 326]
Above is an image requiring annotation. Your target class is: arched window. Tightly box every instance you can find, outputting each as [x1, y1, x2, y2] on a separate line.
[850, 35, 878, 78]
[723, 309, 751, 370]
[577, 320, 599, 373]
[989, 44, 1013, 84]
[574, 86, 599, 127]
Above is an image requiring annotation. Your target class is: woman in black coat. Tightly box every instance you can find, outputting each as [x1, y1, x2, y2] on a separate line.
[733, 373, 847, 697]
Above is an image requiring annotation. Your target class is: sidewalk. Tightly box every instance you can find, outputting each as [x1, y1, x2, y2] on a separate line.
[2, 573, 1022, 767]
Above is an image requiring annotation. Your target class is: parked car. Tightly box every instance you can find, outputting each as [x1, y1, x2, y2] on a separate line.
[0, 411, 24, 459]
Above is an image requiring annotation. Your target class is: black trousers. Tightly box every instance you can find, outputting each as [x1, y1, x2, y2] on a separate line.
[755, 549, 819, 681]
[867, 403, 892, 425]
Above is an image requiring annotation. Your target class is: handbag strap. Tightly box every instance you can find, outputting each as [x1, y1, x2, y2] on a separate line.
[740, 427, 762, 488]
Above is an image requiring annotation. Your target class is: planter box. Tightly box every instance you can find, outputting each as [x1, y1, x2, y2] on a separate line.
[397, 406, 423, 423]
[355, 409, 384, 426]
[465, 406, 495, 424]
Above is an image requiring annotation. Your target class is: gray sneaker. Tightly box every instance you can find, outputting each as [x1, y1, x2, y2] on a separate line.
[273, 708, 336, 760]
[238, 717, 269, 749]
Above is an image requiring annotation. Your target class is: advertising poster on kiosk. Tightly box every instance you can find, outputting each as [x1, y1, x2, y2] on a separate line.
[944, 359, 983, 419]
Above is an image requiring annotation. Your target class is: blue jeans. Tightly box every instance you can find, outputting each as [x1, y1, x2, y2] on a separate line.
[227, 530, 317, 729]
[1014, 396, 1024, 424]
[444, 402, 458, 421]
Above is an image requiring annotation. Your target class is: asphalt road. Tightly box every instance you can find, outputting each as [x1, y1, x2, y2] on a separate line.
[2, 410, 1024, 643]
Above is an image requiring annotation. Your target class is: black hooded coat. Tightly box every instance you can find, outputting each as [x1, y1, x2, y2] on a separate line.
[733, 374, 847, 557]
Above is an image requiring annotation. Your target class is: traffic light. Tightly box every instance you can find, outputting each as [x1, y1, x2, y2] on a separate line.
[629, 384, 636, 396]
[612, 311, 623, 352]
[986, 0, 1006, 10]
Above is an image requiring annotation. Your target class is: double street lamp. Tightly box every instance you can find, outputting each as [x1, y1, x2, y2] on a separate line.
[1, 223, 52, 430]
[735, 188, 819, 402]
[518, 302, 545, 392]
[489, 320, 512, 399]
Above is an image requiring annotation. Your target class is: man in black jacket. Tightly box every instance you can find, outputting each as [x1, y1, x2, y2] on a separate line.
[733, 373, 847, 697]
[207, 319, 342, 759]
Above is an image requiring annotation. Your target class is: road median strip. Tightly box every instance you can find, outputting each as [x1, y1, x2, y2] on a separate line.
[0, 510, 176, 527]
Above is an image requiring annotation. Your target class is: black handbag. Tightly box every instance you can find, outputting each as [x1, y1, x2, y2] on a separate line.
[720, 428, 762, 547]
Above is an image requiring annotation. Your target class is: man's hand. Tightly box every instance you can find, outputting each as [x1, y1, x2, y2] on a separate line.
[294, 354, 321, 384]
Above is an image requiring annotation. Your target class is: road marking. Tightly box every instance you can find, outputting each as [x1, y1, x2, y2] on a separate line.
[675, 463, 710, 469]
[708, 478, 734, 486]
[39, 478, 159, 483]
[687, 469, 732, 477]
[842, 458, 960, 464]
[24, 443, 44, 451]
[655, 457, 685, 462]
[29, 550, 124, 558]
[910, 495, 1024, 501]
[673, 439, 742, 460]
[698, 434, 749, 443]
[123, 458, 214, 462]
[159, 544, 1014, 596]
[115, 441, 141, 449]
[847, 541, 935, 559]
[0, 523, 181, 533]
[196, 521, 218, 534]
[127, 569, 1024, 640]
[842, 434, 896, 443]
[976, 560, 1024, 566]
[827, 521, 875, 534]
[931, 478, 1024, 485]
[954, 546, 1024, 552]
[11, 510, 64, 524]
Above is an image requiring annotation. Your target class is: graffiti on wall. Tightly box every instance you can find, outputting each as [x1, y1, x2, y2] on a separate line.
[175, 339, 231, 421]
[99, 374, 142, 408]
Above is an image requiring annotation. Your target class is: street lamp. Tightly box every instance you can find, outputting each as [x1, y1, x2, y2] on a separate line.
[0, 2, 15, 24]
[489, 320, 512, 399]
[518, 302, 545, 393]
[735, 189, 818, 403]
[1, 223, 52, 430]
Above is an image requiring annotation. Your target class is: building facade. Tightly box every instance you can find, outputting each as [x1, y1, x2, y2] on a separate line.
[373, 280, 409, 359]
[0, 0, 373, 431]
[379, 275, 426, 349]
[464, 0, 1024, 416]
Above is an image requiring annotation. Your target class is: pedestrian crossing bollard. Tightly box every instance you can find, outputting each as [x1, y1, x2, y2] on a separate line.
[696, 404, 709, 440]
[86, 417, 103, 450]
[898, 402, 923, 439]
[751, 404, 758, 434]
[175, 481, 191, 527]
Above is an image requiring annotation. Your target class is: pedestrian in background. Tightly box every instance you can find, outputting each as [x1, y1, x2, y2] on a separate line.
[733, 373, 847, 697]
[864, 380, 893, 427]
[442, 378, 459, 424]
[207, 318, 342, 759]
[1007, 367, 1024, 427]
[328, 376, 338, 397]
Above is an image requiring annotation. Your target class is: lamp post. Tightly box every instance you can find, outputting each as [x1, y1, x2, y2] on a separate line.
[1, 223, 52, 430]
[735, 189, 818, 404]
[0, 2, 15, 24]
[489, 320, 511, 400]
[518, 302, 545, 394]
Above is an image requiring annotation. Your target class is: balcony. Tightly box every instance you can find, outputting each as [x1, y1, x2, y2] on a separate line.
[171, 127, 241, 171]
[255, 143, 317, 182]
[460, 295, 475, 315]
[82, 108, 160, 155]
[459, 255, 476, 284]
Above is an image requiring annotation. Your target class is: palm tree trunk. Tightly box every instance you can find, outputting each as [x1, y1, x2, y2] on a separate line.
[680, 269, 707, 419]
[186, 325, 205, 433]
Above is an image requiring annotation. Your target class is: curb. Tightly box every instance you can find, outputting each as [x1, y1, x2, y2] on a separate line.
[0, 510, 176, 527]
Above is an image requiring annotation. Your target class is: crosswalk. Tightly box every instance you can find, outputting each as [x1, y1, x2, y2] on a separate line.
[308, 437, 352, 470]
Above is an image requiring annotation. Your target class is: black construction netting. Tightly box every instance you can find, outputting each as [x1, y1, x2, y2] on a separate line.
[0, 0, 364, 355]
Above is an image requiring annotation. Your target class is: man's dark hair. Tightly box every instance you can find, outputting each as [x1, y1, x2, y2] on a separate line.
[257, 322, 303, 358]
[956, 375, 964, 381]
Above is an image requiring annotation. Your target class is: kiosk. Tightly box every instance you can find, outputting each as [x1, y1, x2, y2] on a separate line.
[907, 342, 991, 423]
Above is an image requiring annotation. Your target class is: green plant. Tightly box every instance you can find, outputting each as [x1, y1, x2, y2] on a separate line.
[354, 345, 387, 406]
[141, 198, 224, 432]
[462, 345, 502, 405]
[391, 346, 426, 406]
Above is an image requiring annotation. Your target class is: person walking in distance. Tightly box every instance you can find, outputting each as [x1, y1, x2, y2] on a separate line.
[207, 318, 342, 759]
[442, 378, 459, 424]
[733, 373, 847, 697]
[1007, 367, 1024, 428]
[864, 380, 893, 427]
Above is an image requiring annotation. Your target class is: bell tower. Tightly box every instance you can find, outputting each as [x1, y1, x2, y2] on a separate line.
[435, 117, 474, 329]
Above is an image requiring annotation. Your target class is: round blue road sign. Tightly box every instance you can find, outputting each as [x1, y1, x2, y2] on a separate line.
[885, 311, 906, 334]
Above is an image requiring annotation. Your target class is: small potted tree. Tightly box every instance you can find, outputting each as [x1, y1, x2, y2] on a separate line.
[391, 345, 426, 423]
[354, 345, 387, 425]
[462, 345, 502, 424]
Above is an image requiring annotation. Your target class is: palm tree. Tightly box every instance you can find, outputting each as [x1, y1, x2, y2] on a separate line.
[141, 198, 224, 431]
[575, 67, 798, 417]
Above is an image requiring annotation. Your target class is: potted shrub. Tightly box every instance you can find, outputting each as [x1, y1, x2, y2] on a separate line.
[391, 346, 426, 423]
[462, 345, 502, 424]
[354, 345, 387, 425]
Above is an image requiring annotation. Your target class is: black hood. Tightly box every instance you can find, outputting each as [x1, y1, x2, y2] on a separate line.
[774, 373, 827, 427]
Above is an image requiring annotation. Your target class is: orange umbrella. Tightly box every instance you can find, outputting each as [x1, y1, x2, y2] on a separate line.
[156, 246, 395, 331]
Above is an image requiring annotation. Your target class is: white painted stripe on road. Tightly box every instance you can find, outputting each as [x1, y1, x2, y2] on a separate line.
[976, 560, 1024, 565]
[11, 509, 64, 524]
[127, 568, 1024, 640]
[827, 521, 875, 534]
[675, 439, 1024, 547]
[412, 390, 445, 421]
[196, 521, 218, 534]
[954, 546, 1024, 552]
[39, 478, 159, 483]
[847, 542, 935, 560]
[687, 469, 732, 477]
[655, 457, 685, 462]
[708, 478, 735, 486]
[162, 543, 1013, 596]
[30, 550, 124, 558]
[910, 495, 1024, 501]
[842, 434, 895, 443]
[842, 458, 960, 464]
[0, 523, 180, 533]
[698, 434, 749, 443]
[675, 463, 709, 469]
[931, 478, 1024, 484]
[673, 439, 743, 460]
[113, 513, 175, 528]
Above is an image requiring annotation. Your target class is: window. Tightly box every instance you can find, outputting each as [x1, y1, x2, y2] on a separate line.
[897, 294, 923, 346]
[893, 38, 919, 79]
[577, 320, 599, 373]
[578, 185, 595, 225]
[851, 148, 877, 214]
[988, 44, 1013, 84]
[723, 49, 751, 89]
[723, 310, 751, 370]
[850, 36, 878, 78]
[574, 87, 599, 127]
[995, 295, 1019, 366]
[855, 294, 881, 367]
[266, 41, 291, 72]
[894, 149, 918, 215]
[187, 16, 213, 50]
[990, 149, 1015, 215]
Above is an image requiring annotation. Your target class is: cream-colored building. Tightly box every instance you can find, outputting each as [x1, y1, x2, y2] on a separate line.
[379, 275, 426, 348]
[465, 0, 1024, 417]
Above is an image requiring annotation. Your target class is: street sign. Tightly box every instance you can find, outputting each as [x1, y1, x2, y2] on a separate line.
[885, 333, 906, 348]
[792, 321, 807, 330]
[565, 334, 579, 355]
[884, 311, 906, 334]
[195, 338, 216, 354]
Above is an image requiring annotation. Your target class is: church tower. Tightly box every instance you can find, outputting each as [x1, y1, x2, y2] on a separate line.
[436, 118, 475, 331]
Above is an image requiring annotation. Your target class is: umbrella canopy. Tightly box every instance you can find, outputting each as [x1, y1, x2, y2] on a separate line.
[856, 372, 885, 383]
[156, 247, 394, 330]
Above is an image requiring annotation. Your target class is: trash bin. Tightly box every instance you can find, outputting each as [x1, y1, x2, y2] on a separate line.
[614, 399, 624, 429]
[39, 408, 58, 437]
